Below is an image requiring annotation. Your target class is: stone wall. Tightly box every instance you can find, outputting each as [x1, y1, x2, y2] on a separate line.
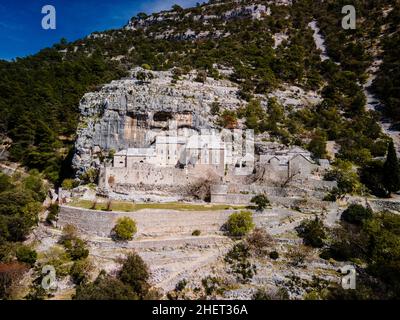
[101, 163, 223, 191]
[57, 205, 235, 238]
[210, 192, 336, 210]
[369, 199, 400, 213]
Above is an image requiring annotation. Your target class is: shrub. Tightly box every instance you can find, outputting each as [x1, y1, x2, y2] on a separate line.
[46, 203, 59, 224]
[192, 230, 201, 236]
[252, 288, 289, 300]
[70, 259, 93, 285]
[296, 217, 327, 248]
[141, 63, 152, 70]
[112, 217, 137, 241]
[218, 110, 238, 129]
[226, 211, 254, 237]
[74, 273, 138, 300]
[16, 246, 37, 266]
[60, 224, 78, 243]
[63, 238, 89, 261]
[269, 251, 279, 260]
[40, 246, 72, 277]
[250, 194, 270, 212]
[225, 243, 256, 283]
[201, 276, 223, 296]
[117, 252, 150, 297]
[308, 134, 327, 159]
[61, 179, 77, 190]
[286, 245, 311, 267]
[195, 70, 207, 83]
[210, 102, 220, 115]
[341, 204, 373, 225]
[175, 279, 188, 292]
[187, 176, 217, 202]
[246, 228, 273, 256]
[252, 288, 270, 300]
[80, 168, 99, 184]
[59, 225, 89, 261]
[324, 160, 364, 196]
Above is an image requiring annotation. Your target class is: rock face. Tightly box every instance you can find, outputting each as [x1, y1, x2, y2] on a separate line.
[72, 67, 244, 175]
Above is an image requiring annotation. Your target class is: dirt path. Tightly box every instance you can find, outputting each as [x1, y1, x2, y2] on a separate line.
[361, 21, 400, 154]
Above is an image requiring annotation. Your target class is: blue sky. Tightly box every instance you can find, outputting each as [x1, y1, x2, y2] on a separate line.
[0, 0, 199, 60]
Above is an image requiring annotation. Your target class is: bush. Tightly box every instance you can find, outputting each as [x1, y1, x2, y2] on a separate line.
[341, 204, 373, 225]
[60, 224, 78, 242]
[224, 243, 256, 283]
[61, 179, 77, 190]
[246, 228, 273, 256]
[252, 287, 289, 300]
[210, 102, 220, 115]
[195, 70, 207, 83]
[63, 238, 89, 261]
[112, 217, 137, 241]
[59, 225, 89, 261]
[226, 211, 254, 237]
[46, 203, 59, 224]
[16, 246, 37, 266]
[175, 279, 188, 292]
[296, 217, 327, 248]
[117, 252, 150, 297]
[218, 110, 238, 129]
[80, 168, 99, 184]
[201, 276, 223, 296]
[192, 230, 201, 236]
[70, 259, 93, 285]
[141, 63, 152, 70]
[269, 251, 279, 260]
[74, 273, 138, 300]
[286, 245, 311, 267]
[250, 194, 270, 212]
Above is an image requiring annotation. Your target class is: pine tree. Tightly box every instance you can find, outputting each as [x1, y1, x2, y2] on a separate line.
[383, 140, 400, 194]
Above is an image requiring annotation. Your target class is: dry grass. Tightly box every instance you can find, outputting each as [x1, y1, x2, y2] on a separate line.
[68, 199, 247, 212]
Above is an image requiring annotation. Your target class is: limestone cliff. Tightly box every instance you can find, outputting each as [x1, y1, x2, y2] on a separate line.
[72, 67, 244, 175]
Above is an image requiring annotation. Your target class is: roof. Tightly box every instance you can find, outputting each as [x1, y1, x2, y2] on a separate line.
[288, 146, 311, 155]
[260, 154, 290, 166]
[289, 153, 315, 164]
[319, 159, 330, 165]
[115, 148, 155, 157]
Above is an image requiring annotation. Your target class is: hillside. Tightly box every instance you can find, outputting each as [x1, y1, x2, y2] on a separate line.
[0, 1, 397, 182]
[1, 0, 400, 302]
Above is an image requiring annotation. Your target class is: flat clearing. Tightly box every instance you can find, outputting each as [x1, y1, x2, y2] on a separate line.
[68, 199, 248, 212]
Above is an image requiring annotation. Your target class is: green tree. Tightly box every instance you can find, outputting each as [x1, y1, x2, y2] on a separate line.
[74, 273, 138, 300]
[308, 133, 327, 159]
[117, 252, 150, 297]
[296, 217, 326, 248]
[16, 245, 37, 266]
[70, 259, 93, 285]
[112, 217, 137, 241]
[250, 194, 270, 212]
[383, 140, 400, 194]
[341, 204, 373, 226]
[226, 211, 254, 237]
